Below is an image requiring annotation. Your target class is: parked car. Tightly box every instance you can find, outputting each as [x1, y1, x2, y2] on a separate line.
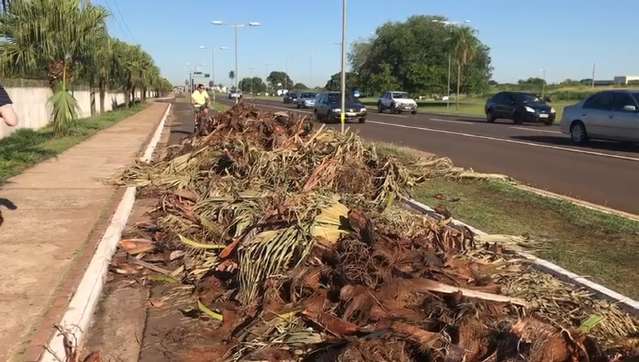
[313, 92, 367, 123]
[560, 90, 639, 144]
[485, 92, 556, 125]
[283, 91, 299, 104]
[378, 91, 418, 114]
[296, 92, 317, 109]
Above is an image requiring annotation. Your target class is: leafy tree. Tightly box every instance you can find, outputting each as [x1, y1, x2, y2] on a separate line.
[351, 15, 491, 97]
[324, 72, 359, 92]
[292, 82, 308, 90]
[0, 0, 108, 135]
[238, 77, 266, 93]
[367, 63, 400, 94]
[266, 71, 293, 90]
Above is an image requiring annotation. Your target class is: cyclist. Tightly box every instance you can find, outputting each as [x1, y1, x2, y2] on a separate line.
[191, 84, 210, 134]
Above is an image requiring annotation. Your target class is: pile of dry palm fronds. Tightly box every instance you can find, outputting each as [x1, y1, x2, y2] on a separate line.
[116, 103, 638, 361]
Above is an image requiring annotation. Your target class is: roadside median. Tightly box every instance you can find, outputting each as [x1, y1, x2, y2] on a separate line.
[374, 142, 639, 300]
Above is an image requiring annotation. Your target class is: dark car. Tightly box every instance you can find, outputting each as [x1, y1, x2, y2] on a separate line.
[485, 92, 556, 125]
[313, 92, 367, 123]
[283, 91, 299, 104]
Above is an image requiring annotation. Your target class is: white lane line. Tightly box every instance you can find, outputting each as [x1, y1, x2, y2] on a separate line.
[367, 120, 639, 162]
[511, 126, 562, 134]
[430, 118, 478, 125]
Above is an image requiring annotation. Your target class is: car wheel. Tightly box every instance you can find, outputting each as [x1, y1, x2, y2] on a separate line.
[411, 110, 417, 115]
[359, 117, 366, 124]
[297, 103, 301, 109]
[486, 110, 496, 123]
[543, 118, 554, 126]
[570, 122, 588, 144]
[378, 103, 383, 113]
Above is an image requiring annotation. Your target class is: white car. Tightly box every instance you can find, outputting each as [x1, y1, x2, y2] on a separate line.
[378, 91, 418, 114]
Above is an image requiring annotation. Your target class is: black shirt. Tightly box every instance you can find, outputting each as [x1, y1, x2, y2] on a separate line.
[0, 84, 12, 107]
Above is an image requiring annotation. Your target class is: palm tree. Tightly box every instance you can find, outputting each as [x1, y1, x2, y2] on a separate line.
[0, 0, 108, 135]
[451, 26, 478, 109]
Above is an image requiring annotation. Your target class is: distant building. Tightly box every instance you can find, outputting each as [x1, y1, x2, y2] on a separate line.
[614, 75, 639, 85]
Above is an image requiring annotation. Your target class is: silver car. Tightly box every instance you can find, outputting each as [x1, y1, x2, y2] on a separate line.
[561, 90, 639, 144]
[296, 92, 317, 109]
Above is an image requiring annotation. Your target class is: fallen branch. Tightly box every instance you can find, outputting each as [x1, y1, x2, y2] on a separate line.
[131, 259, 172, 276]
[407, 278, 529, 307]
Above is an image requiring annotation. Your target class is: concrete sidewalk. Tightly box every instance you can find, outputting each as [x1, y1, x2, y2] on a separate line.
[0, 102, 169, 362]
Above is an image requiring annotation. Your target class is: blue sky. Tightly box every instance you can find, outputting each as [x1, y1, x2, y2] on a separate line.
[94, 0, 639, 88]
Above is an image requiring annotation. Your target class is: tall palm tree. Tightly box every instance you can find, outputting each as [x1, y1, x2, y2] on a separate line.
[0, 0, 108, 135]
[451, 26, 478, 109]
[81, 29, 112, 114]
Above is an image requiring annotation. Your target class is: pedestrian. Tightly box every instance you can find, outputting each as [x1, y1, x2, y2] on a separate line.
[0, 83, 17, 127]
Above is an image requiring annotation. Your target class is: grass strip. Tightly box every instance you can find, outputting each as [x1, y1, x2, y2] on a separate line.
[375, 142, 639, 299]
[0, 104, 146, 184]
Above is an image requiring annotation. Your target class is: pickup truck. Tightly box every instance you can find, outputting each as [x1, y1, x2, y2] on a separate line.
[378, 91, 418, 114]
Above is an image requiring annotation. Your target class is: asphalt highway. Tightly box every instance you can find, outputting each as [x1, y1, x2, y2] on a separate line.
[207, 97, 639, 215]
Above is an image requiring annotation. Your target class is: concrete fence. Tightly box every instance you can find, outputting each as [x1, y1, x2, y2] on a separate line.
[0, 83, 150, 139]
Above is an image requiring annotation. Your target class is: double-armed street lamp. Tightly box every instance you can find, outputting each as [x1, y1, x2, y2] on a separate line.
[211, 20, 262, 102]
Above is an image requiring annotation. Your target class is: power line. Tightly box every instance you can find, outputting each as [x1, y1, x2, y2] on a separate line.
[102, 0, 127, 39]
[103, 0, 136, 43]
[111, 0, 137, 43]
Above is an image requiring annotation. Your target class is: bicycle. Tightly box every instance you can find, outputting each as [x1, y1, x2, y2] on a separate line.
[193, 105, 210, 136]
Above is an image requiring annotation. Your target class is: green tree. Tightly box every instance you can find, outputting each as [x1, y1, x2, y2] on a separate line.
[0, 0, 108, 135]
[451, 25, 479, 107]
[351, 15, 491, 98]
[324, 72, 359, 92]
[266, 71, 293, 90]
[238, 77, 266, 93]
[292, 82, 308, 90]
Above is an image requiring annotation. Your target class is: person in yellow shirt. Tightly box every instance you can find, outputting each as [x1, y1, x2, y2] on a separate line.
[191, 84, 210, 133]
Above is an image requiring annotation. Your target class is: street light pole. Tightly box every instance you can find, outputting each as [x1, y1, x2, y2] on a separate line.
[340, 0, 347, 134]
[212, 20, 261, 104]
[234, 25, 239, 93]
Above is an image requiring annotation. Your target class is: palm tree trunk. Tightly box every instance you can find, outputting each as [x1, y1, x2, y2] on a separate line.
[456, 63, 462, 110]
[99, 79, 105, 114]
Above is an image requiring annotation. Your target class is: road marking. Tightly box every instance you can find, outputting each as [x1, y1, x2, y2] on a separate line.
[430, 118, 478, 125]
[367, 120, 639, 162]
[511, 126, 562, 134]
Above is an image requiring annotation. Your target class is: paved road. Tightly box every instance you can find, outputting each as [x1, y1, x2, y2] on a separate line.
[213, 97, 639, 214]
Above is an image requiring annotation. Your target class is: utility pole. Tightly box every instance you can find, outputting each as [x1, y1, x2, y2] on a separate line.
[591, 63, 596, 88]
[340, 0, 347, 134]
[234, 26, 239, 94]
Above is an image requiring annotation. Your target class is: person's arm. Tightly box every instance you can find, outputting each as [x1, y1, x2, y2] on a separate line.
[0, 105, 17, 127]
[0, 86, 17, 127]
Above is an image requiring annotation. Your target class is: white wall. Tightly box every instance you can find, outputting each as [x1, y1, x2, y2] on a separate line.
[0, 85, 142, 139]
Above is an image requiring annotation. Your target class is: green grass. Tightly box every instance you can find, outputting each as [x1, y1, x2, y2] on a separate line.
[374, 142, 639, 299]
[0, 104, 146, 183]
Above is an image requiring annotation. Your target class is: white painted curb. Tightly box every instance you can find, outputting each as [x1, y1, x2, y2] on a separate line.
[403, 197, 639, 314]
[41, 103, 172, 362]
